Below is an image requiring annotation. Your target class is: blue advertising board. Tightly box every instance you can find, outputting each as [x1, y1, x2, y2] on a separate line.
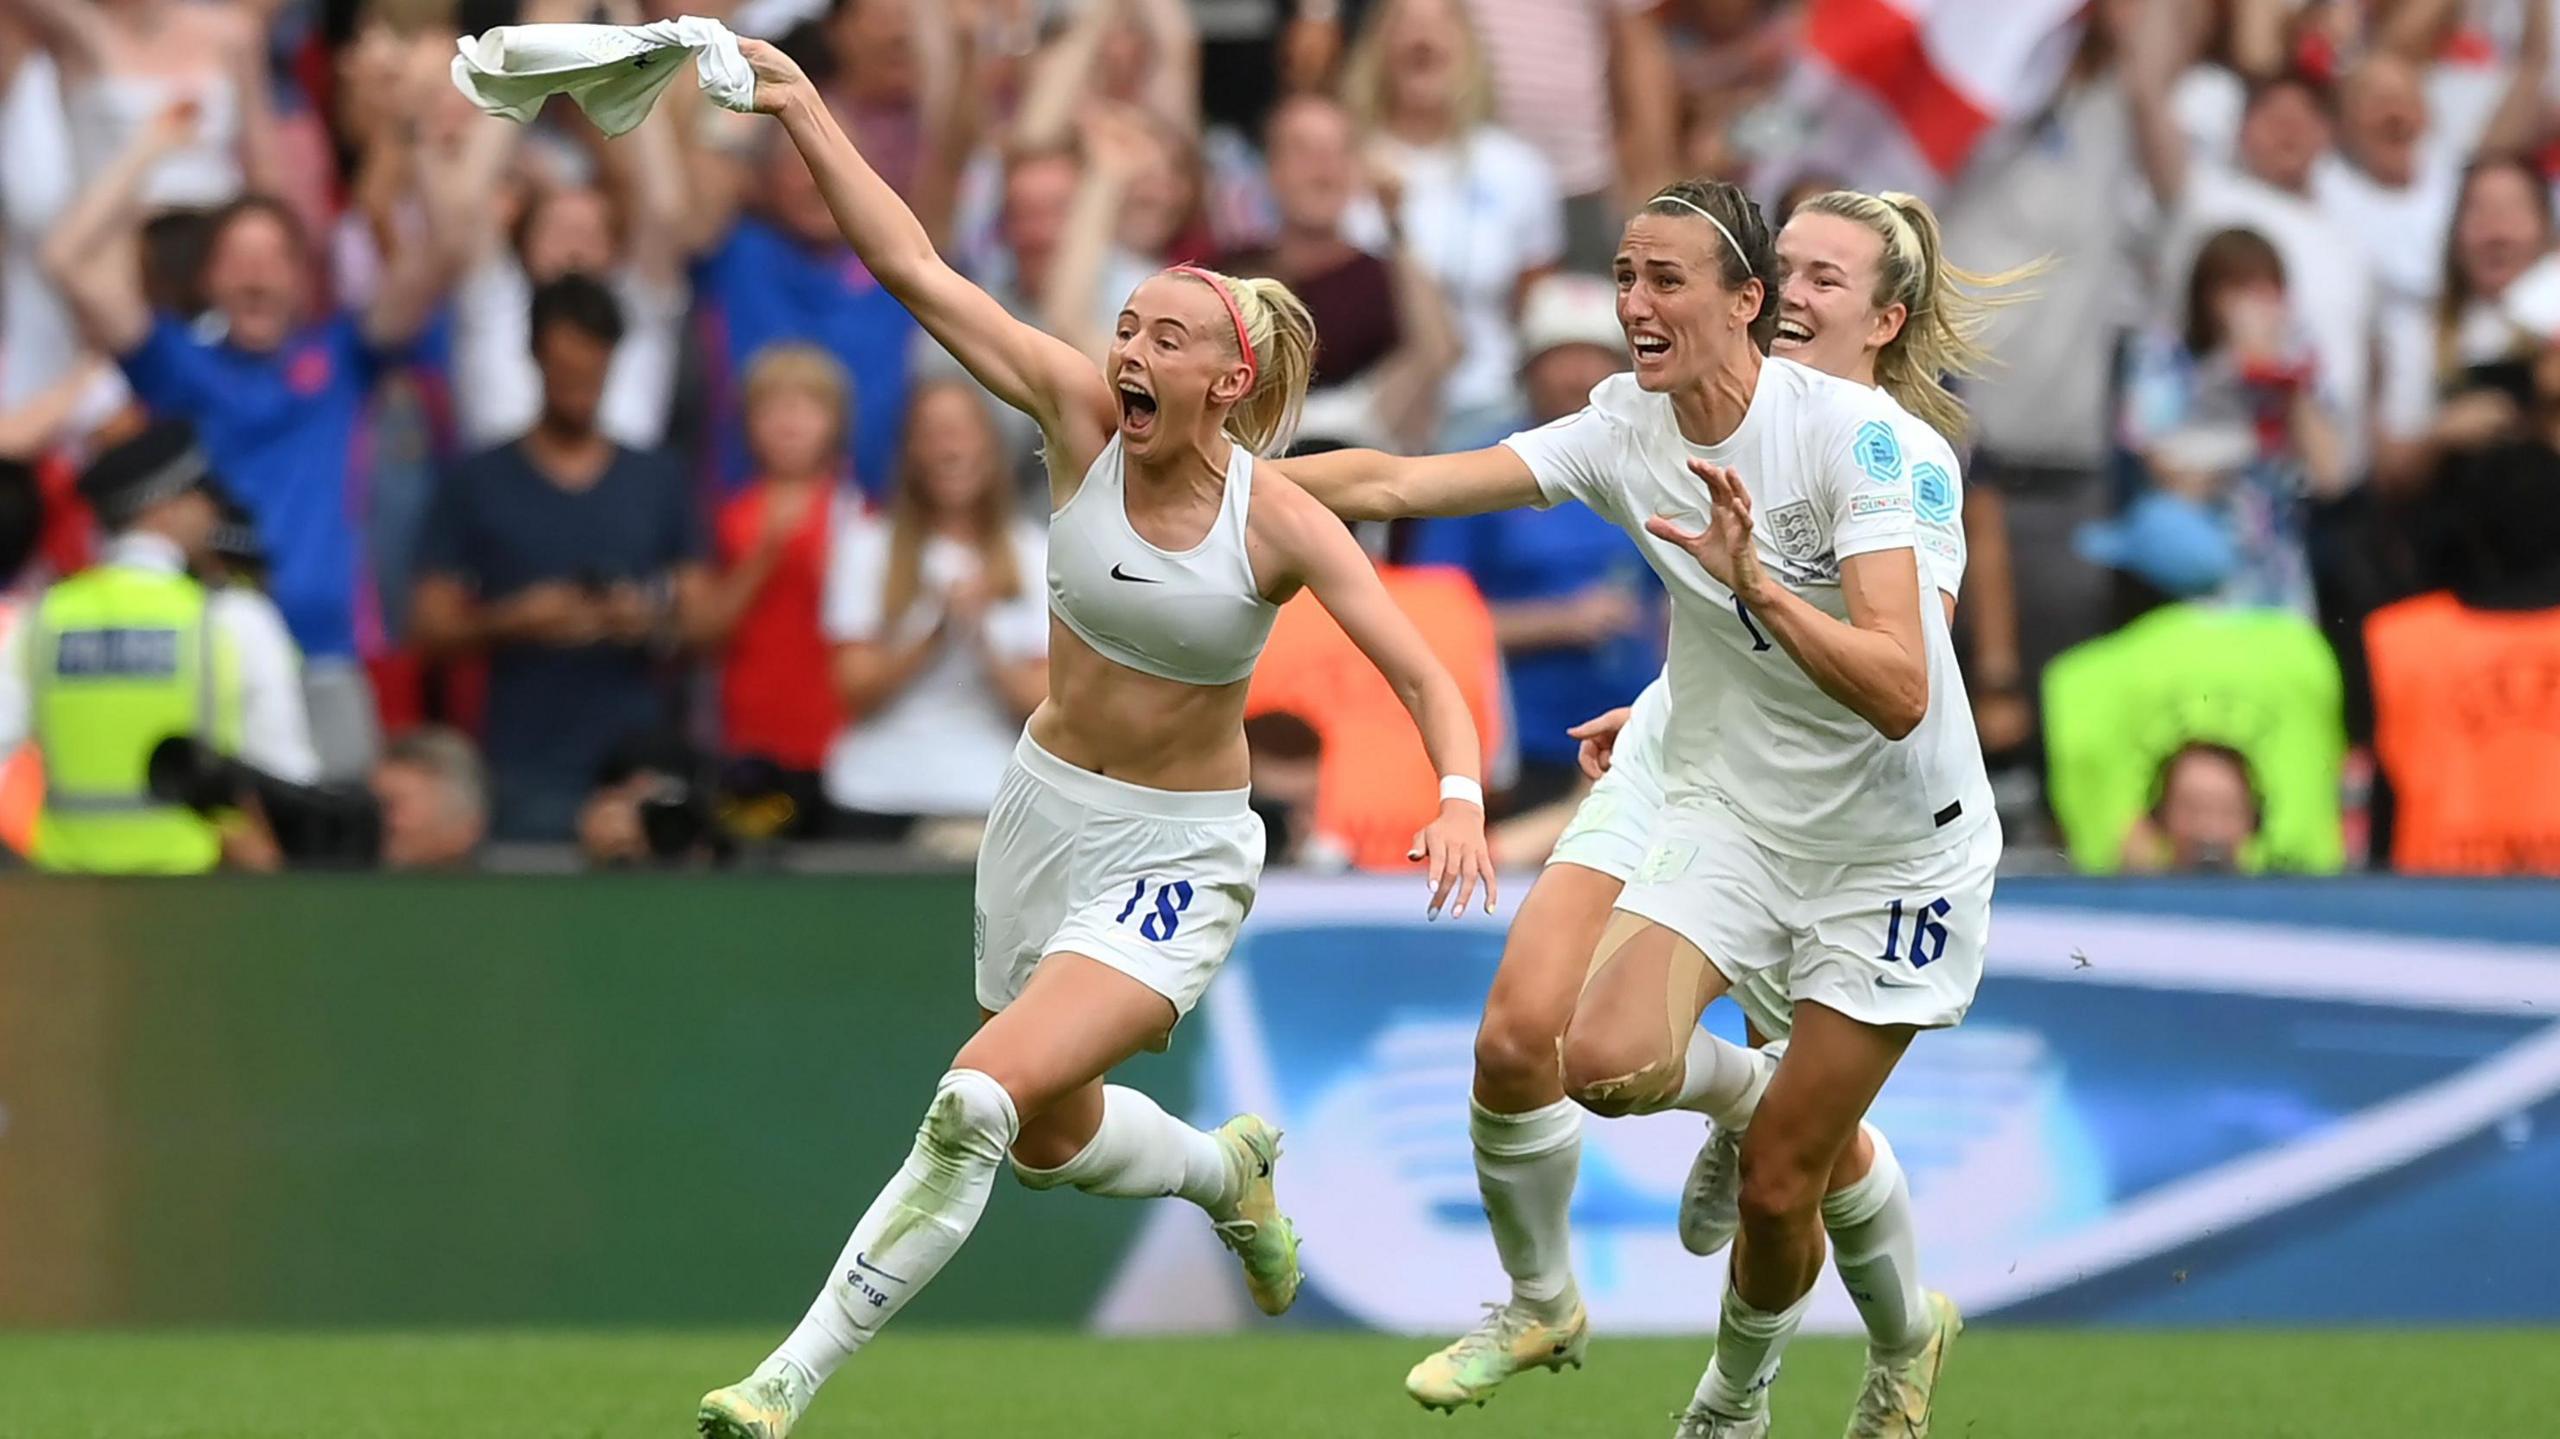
[1097, 876, 2560, 1333]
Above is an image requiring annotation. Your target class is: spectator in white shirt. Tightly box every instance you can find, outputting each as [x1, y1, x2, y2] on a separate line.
[1341, 0, 1563, 450]
[2131, 0, 2381, 474]
[2318, 4, 2547, 312]
[443, 98, 690, 453]
[1458, 0, 1676, 272]
[2376, 153, 2560, 489]
[820, 378, 1047, 837]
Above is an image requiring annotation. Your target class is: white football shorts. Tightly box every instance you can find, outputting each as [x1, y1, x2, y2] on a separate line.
[1615, 792, 2001, 1037]
[972, 733, 1265, 1025]
[1545, 678, 1672, 883]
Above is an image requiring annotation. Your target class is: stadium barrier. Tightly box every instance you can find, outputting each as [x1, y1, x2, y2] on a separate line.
[0, 873, 1185, 1327]
[3, 872, 2554, 1330]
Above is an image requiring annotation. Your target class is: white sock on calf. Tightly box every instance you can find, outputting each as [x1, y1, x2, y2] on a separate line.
[1698, 1279, 1816, 1418]
[1671, 1028, 1772, 1128]
[1470, 1097, 1583, 1313]
[775, 1068, 1018, 1387]
[1012, 1085, 1243, 1215]
[1823, 1127, 1929, 1359]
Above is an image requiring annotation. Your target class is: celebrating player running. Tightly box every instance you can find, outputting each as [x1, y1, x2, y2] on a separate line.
[696, 40, 1495, 1439]
[1276, 178, 2003, 1439]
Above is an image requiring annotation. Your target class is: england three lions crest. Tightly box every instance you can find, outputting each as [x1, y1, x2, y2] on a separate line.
[1764, 500, 1835, 581]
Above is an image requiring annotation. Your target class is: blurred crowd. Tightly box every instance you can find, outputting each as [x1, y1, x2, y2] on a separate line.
[1, 0, 2557, 876]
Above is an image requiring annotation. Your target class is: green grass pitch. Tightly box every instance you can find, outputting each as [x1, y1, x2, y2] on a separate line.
[2, 1328, 2555, 1437]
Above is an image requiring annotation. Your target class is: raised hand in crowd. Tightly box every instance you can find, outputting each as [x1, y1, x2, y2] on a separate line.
[1013, 0, 1200, 152]
[41, 95, 204, 355]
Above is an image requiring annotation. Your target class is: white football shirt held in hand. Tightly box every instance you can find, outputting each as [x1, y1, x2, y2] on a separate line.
[450, 17, 758, 136]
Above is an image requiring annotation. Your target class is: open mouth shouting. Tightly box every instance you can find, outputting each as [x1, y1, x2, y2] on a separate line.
[1118, 382, 1160, 439]
[1629, 331, 1672, 368]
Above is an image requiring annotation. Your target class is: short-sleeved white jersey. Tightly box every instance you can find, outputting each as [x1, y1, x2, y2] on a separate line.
[1897, 400, 1969, 600]
[1503, 360, 1991, 862]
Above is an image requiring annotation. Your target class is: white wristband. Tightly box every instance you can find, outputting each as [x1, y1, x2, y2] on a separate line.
[1439, 775, 1485, 808]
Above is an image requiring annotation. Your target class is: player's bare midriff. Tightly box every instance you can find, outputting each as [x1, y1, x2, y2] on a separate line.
[1026, 621, 1254, 794]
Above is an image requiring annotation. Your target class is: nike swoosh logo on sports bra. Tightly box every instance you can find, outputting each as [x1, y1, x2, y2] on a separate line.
[1108, 563, 1162, 584]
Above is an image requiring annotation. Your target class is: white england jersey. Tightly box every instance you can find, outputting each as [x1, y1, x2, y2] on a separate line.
[1504, 361, 1992, 862]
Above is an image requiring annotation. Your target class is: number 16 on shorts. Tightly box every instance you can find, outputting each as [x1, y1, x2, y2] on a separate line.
[1114, 877, 1196, 942]
[1880, 895, 1951, 968]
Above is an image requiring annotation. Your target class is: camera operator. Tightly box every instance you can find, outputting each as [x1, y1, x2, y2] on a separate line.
[577, 731, 732, 870]
[0, 421, 318, 873]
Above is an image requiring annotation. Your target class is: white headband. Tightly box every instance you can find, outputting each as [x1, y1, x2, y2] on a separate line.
[1648, 193, 1747, 270]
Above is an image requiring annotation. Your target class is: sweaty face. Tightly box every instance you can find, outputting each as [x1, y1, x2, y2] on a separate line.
[203, 210, 305, 353]
[747, 387, 841, 480]
[2239, 85, 2331, 193]
[520, 187, 619, 282]
[534, 324, 614, 434]
[1109, 275, 1248, 459]
[1773, 211, 1899, 380]
[906, 384, 998, 514]
[2455, 166, 2549, 302]
[1266, 99, 1358, 234]
[1614, 214, 1761, 393]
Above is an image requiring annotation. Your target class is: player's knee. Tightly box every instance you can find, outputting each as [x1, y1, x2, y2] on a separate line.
[1736, 1132, 1827, 1230]
[1558, 1025, 1679, 1118]
[920, 1068, 1020, 1170]
[1007, 1121, 1087, 1181]
[1474, 999, 1566, 1093]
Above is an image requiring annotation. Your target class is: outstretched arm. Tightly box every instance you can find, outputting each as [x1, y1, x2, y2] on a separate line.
[1647, 460, 1929, 739]
[6, 0, 117, 74]
[2124, 0, 2198, 209]
[741, 39, 1115, 461]
[42, 99, 193, 357]
[1269, 445, 1546, 521]
[2476, 0, 2550, 159]
[1255, 479, 1496, 917]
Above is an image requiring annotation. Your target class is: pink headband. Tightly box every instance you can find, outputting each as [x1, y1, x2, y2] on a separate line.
[1166, 265, 1257, 389]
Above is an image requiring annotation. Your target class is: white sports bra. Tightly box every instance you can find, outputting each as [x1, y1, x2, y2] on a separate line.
[1045, 435, 1277, 686]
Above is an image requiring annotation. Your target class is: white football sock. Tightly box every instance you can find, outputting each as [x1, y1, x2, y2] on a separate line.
[1697, 1278, 1816, 1418]
[775, 1068, 1017, 1387]
[1670, 1028, 1771, 1128]
[1823, 1127, 1929, 1359]
[1470, 1097, 1583, 1315]
[1012, 1085, 1243, 1216]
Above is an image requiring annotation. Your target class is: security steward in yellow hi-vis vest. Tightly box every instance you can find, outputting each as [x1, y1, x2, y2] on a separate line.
[0, 422, 320, 873]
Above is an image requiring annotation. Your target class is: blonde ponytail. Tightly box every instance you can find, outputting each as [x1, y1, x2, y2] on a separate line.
[1796, 189, 2048, 445]
[1185, 269, 1318, 457]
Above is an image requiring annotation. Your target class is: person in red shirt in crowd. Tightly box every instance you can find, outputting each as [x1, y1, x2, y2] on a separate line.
[703, 344, 857, 824]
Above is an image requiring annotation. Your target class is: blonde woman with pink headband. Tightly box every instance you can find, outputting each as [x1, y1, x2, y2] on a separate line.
[696, 40, 1497, 1439]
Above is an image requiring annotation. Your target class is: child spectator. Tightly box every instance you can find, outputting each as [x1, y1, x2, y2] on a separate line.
[702, 344, 856, 813]
[2110, 227, 2348, 617]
